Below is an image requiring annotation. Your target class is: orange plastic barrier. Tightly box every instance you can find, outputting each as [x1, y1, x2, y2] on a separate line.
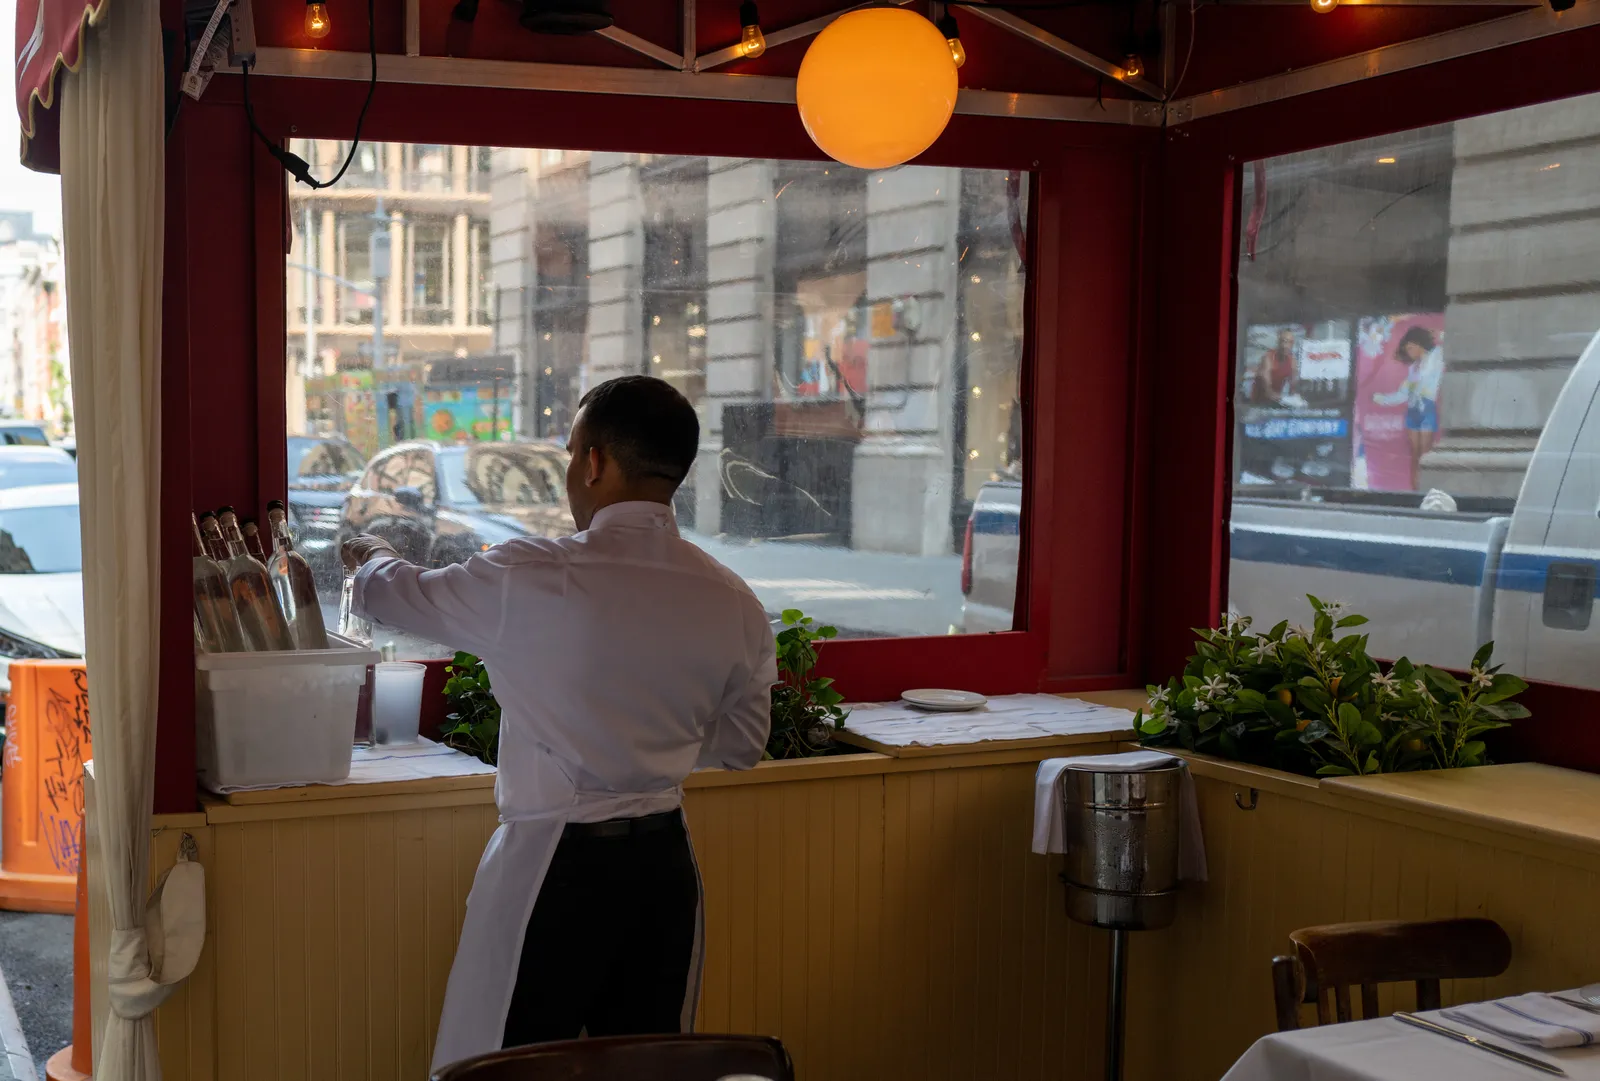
[0, 660, 91, 913]
[45, 820, 92, 1081]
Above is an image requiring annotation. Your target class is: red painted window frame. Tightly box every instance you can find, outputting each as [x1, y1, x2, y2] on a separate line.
[1147, 24, 1600, 773]
[154, 76, 1156, 810]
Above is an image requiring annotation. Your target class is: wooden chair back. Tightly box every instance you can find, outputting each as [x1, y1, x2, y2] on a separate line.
[1270, 917, 1512, 1030]
[431, 1034, 794, 1081]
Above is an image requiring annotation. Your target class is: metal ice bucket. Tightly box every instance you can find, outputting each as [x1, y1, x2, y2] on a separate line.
[1060, 761, 1183, 931]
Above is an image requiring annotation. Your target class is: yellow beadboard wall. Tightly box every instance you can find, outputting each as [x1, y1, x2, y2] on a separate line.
[1125, 758, 1600, 1081]
[89, 736, 1600, 1081]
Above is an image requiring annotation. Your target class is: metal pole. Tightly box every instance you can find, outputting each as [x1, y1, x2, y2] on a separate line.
[1106, 928, 1128, 1081]
[303, 205, 317, 376]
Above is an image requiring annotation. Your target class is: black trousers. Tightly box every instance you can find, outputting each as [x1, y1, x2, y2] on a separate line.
[501, 810, 699, 1048]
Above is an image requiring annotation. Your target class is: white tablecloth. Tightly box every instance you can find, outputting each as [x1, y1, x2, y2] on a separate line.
[208, 736, 495, 793]
[839, 693, 1135, 748]
[1223, 1011, 1600, 1081]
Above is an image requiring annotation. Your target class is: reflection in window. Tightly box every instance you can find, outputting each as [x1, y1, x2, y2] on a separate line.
[1229, 90, 1600, 691]
[286, 142, 1028, 655]
[0, 507, 81, 573]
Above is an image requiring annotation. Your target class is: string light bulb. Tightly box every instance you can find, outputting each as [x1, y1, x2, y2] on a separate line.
[796, 7, 958, 169]
[738, 1, 766, 58]
[1311, 0, 1338, 13]
[937, 12, 965, 69]
[304, 0, 332, 38]
[1120, 53, 1144, 79]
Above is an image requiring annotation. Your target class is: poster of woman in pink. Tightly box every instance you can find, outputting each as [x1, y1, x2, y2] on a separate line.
[1354, 313, 1446, 491]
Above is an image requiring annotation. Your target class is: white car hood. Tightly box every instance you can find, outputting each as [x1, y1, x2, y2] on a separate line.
[0, 571, 85, 654]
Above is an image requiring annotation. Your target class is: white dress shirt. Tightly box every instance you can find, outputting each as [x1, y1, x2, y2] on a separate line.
[353, 499, 776, 1068]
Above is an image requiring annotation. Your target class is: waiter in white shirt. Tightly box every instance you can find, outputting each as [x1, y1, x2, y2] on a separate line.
[341, 375, 777, 1071]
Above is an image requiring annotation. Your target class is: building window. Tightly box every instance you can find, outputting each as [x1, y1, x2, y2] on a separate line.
[285, 142, 1029, 657]
[1230, 88, 1600, 691]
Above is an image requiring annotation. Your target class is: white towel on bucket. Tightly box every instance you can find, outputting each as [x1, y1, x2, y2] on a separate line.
[1031, 751, 1207, 881]
[1444, 993, 1600, 1049]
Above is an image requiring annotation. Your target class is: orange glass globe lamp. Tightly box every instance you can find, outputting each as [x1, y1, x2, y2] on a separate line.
[796, 7, 959, 170]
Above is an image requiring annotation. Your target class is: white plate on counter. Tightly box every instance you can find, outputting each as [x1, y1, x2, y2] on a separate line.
[901, 688, 988, 712]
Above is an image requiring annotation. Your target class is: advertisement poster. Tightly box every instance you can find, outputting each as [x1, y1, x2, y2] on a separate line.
[424, 386, 514, 444]
[1354, 313, 1446, 492]
[1236, 323, 1352, 488]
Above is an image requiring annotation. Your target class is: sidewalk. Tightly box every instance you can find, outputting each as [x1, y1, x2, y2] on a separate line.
[0, 957, 34, 1081]
[0, 910, 71, 1081]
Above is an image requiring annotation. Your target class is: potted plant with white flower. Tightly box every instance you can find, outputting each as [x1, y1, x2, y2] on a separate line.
[1137, 595, 1530, 777]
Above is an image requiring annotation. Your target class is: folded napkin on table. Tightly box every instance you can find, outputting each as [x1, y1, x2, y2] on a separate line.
[1443, 993, 1600, 1048]
[1031, 750, 1207, 881]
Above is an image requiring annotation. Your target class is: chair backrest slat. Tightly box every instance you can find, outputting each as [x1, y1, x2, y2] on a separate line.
[1269, 918, 1512, 1031]
[431, 1034, 794, 1081]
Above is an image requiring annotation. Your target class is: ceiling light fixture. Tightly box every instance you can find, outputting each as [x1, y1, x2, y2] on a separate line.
[1120, 54, 1144, 80]
[739, 1, 767, 58]
[304, 0, 332, 39]
[1311, 0, 1338, 13]
[937, 11, 966, 69]
[796, 7, 958, 170]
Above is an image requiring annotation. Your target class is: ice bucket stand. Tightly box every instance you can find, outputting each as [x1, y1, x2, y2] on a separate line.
[1057, 761, 1184, 1081]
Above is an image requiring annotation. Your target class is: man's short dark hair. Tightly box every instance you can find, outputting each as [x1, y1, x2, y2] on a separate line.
[575, 376, 700, 486]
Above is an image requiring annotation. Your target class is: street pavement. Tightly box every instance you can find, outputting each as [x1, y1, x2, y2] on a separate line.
[0, 909, 71, 1080]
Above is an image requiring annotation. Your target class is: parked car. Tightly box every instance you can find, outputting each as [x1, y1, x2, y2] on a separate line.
[0, 420, 51, 447]
[959, 477, 1021, 634]
[287, 434, 367, 588]
[0, 483, 84, 693]
[0, 445, 77, 489]
[962, 325, 1600, 689]
[338, 441, 575, 568]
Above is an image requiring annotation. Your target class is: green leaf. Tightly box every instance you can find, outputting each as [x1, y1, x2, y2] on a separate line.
[1337, 701, 1362, 730]
[1364, 751, 1380, 773]
[1197, 711, 1223, 732]
[1235, 688, 1267, 710]
[1263, 699, 1296, 727]
[818, 625, 839, 639]
[1138, 713, 1169, 736]
[1306, 594, 1324, 609]
[1336, 614, 1370, 628]
[1268, 620, 1289, 642]
[1316, 764, 1354, 776]
[1481, 701, 1530, 721]
[1471, 641, 1495, 671]
[781, 609, 803, 625]
[1462, 740, 1486, 761]
[1480, 673, 1528, 704]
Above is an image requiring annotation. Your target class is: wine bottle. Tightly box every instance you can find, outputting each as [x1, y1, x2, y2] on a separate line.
[192, 512, 246, 653]
[197, 511, 228, 561]
[216, 507, 297, 651]
[243, 519, 270, 565]
[266, 500, 329, 650]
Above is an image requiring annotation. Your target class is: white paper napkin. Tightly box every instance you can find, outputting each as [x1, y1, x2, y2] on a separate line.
[1444, 993, 1600, 1048]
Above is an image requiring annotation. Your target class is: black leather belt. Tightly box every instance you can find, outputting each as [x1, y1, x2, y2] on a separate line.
[562, 809, 681, 840]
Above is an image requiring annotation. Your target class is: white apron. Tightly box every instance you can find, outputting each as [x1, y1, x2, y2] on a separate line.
[428, 747, 705, 1073]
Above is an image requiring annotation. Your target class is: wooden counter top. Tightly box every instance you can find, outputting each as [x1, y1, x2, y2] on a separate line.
[1324, 762, 1600, 860]
[190, 689, 1149, 821]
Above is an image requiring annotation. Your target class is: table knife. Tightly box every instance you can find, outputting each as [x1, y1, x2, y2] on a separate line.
[1394, 1011, 1568, 1076]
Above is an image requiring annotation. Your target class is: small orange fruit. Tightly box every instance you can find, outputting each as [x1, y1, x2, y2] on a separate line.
[1277, 689, 1294, 706]
[1296, 718, 1311, 732]
[1403, 738, 1426, 753]
[1329, 676, 1342, 696]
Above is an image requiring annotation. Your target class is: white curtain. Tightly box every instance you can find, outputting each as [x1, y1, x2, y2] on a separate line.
[59, 0, 205, 1075]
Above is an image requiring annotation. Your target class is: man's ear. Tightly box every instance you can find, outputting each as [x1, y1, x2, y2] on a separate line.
[586, 445, 605, 487]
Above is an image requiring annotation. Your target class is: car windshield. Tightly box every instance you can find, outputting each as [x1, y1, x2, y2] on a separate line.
[0, 457, 76, 489]
[0, 426, 50, 447]
[438, 446, 567, 508]
[288, 438, 365, 478]
[0, 505, 81, 573]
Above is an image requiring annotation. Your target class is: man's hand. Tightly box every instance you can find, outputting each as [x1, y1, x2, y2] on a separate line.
[341, 533, 400, 572]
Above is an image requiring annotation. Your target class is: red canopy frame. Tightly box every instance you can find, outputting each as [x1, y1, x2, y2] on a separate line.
[143, 0, 1600, 811]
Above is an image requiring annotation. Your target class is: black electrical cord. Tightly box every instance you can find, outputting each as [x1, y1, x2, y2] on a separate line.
[240, 0, 378, 188]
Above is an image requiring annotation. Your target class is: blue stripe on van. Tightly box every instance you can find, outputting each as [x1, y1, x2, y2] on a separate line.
[1232, 527, 1600, 598]
[1497, 549, 1600, 597]
[1229, 526, 1487, 587]
[972, 509, 1021, 536]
